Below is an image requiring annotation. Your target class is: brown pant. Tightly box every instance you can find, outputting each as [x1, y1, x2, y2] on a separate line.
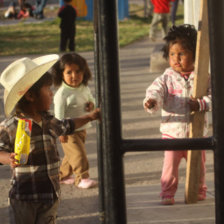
[59, 130, 89, 186]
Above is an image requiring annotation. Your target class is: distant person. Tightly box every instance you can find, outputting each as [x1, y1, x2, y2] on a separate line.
[58, 0, 77, 52]
[0, 54, 100, 223]
[33, 0, 47, 19]
[4, 1, 17, 19]
[4, 0, 23, 19]
[17, 2, 34, 19]
[149, 0, 175, 41]
[4, 0, 32, 19]
[52, 53, 98, 189]
[143, 25, 211, 205]
[170, 0, 179, 25]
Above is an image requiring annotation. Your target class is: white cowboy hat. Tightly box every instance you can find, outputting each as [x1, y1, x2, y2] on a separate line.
[0, 54, 59, 117]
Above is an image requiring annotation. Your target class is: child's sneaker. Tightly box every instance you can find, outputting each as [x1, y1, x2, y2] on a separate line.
[77, 178, 98, 189]
[161, 197, 175, 205]
[60, 176, 75, 185]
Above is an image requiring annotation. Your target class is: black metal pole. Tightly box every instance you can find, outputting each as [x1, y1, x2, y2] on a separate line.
[93, 0, 105, 223]
[97, 0, 127, 223]
[207, 0, 224, 223]
[121, 137, 214, 153]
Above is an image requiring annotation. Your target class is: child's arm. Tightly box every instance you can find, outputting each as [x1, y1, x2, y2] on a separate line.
[54, 89, 66, 120]
[0, 151, 18, 168]
[0, 125, 19, 168]
[144, 98, 157, 110]
[188, 97, 200, 111]
[72, 108, 100, 129]
[189, 78, 212, 112]
[49, 108, 100, 137]
[189, 96, 211, 112]
[143, 74, 167, 113]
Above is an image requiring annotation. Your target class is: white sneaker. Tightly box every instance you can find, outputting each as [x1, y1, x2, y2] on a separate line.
[77, 178, 98, 189]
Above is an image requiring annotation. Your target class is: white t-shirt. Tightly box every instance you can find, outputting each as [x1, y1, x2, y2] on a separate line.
[54, 82, 95, 131]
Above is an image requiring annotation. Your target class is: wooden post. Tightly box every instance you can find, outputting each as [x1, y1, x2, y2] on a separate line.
[185, 0, 210, 204]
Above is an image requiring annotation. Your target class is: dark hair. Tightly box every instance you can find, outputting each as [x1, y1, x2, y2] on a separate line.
[51, 53, 92, 87]
[16, 72, 53, 110]
[162, 24, 197, 60]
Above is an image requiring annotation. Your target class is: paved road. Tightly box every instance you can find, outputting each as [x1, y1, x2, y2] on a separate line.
[0, 37, 215, 223]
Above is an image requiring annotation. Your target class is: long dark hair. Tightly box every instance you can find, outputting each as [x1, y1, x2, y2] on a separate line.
[51, 53, 92, 87]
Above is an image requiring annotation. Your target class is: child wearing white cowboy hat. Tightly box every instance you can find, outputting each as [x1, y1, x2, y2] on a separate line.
[0, 54, 100, 224]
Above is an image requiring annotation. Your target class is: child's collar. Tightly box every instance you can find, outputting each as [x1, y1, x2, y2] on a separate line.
[180, 71, 193, 80]
[15, 109, 43, 124]
[62, 81, 83, 89]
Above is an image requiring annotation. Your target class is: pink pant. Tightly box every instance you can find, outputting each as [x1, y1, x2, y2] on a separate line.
[160, 150, 207, 198]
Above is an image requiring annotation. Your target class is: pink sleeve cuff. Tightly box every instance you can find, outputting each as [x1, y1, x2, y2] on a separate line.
[197, 99, 207, 111]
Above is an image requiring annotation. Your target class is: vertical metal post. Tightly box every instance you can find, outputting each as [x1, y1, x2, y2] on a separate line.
[93, 1, 105, 223]
[96, 0, 127, 223]
[207, 0, 224, 223]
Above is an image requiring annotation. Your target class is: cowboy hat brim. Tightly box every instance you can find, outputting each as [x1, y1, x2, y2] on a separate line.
[3, 54, 59, 116]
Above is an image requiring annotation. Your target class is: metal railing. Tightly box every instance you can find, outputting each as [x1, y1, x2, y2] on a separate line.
[94, 0, 223, 223]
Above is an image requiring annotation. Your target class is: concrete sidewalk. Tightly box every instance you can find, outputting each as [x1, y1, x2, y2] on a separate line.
[0, 37, 215, 223]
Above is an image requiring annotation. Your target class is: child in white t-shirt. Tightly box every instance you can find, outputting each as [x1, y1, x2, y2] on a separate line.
[52, 53, 97, 189]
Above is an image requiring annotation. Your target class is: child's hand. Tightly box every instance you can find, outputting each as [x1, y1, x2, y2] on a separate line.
[9, 153, 19, 169]
[188, 97, 199, 111]
[89, 108, 101, 121]
[144, 99, 157, 109]
[59, 135, 68, 143]
[85, 102, 94, 112]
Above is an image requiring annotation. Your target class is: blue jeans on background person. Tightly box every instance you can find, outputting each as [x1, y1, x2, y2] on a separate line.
[33, 0, 47, 19]
[171, 0, 179, 25]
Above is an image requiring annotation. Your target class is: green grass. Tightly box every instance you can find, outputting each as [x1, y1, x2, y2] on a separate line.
[0, 4, 183, 56]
